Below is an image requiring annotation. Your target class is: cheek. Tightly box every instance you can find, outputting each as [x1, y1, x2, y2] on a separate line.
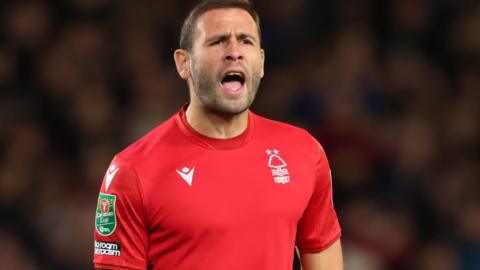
[196, 55, 219, 73]
[250, 51, 264, 68]
[192, 55, 209, 72]
[258, 60, 263, 78]
[252, 58, 264, 76]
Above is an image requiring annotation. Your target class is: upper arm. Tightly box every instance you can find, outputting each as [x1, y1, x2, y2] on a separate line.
[296, 139, 342, 252]
[300, 239, 343, 270]
[93, 155, 148, 270]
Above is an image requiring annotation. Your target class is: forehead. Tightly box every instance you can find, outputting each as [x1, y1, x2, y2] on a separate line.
[195, 8, 259, 39]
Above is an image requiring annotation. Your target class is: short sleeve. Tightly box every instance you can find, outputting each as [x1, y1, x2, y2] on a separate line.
[296, 139, 341, 252]
[93, 155, 148, 270]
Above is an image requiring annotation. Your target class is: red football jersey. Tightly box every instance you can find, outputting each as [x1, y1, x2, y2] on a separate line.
[93, 107, 341, 270]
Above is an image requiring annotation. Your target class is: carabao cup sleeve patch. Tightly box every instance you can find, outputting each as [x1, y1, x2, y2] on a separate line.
[93, 155, 148, 269]
[96, 193, 117, 236]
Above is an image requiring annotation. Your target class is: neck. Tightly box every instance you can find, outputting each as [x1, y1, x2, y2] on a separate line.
[185, 101, 249, 139]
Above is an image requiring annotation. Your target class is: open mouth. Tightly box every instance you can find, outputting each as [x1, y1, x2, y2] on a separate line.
[221, 72, 245, 92]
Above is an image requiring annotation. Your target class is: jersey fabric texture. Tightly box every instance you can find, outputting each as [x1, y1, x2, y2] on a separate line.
[93, 106, 341, 270]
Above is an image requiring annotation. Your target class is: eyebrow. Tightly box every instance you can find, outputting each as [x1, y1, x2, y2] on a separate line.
[205, 32, 258, 44]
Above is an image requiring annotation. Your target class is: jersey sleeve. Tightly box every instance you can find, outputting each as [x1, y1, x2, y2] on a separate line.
[93, 155, 148, 270]
[296, 139, 341, 253]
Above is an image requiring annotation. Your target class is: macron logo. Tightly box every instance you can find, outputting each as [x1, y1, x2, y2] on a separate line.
[105, 164, 119, 191]
[176, 167, 195, 186]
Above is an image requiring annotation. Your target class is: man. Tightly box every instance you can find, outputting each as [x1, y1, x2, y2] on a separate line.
[93, 0, 342, 269]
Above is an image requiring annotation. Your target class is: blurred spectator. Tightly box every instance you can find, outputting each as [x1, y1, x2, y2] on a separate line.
[0, 0, 479, 269]
[0, 228, 43, 270]
[3, 1, 52, 52]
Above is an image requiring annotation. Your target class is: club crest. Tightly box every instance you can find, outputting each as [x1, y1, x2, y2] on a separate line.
[266, 149, 290, 184]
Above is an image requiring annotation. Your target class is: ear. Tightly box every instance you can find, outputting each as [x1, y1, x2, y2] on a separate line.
[260, 48, 265, 78]
[174, 49, 191, 80]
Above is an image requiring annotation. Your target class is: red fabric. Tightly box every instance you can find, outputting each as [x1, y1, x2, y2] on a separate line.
[93, 107, 341, 270]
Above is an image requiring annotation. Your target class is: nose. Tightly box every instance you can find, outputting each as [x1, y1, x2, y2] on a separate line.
[224, 40, 243, 62]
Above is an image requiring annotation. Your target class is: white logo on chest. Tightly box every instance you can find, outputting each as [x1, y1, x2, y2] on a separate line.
[266, 149, 290, 184]
[176, 167, 195, 186]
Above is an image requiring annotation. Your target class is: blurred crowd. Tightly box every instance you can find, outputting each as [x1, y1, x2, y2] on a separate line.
[0, 0, 479, 269]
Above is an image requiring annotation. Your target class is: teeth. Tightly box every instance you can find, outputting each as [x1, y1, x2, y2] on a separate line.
[226, 72, 242, 77]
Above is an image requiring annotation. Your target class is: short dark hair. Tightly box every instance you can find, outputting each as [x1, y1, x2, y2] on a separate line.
[179, 0, 261, 51]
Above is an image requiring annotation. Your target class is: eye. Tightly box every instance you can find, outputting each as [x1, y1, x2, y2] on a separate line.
[210, 39, 223, 46]
[242, 39, 254, 45]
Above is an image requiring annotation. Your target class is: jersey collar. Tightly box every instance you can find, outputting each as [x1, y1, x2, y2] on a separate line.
[175, 104, 255, 150]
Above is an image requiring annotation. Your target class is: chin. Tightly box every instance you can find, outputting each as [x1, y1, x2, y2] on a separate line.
[212, 100, 251, 116]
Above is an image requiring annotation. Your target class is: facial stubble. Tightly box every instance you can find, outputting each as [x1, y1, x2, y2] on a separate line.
[190, 58, 262, 116]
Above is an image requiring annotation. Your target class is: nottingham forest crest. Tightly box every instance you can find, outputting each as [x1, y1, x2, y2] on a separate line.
[266, 149, 290, 184]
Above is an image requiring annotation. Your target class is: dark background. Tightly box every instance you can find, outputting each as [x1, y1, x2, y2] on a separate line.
[0, 0, 479, 269]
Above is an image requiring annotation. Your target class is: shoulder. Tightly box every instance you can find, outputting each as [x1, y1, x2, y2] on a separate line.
[251, 112, 328, 163]
[116, 114, 179, 166]
[251, 112, 317, 144]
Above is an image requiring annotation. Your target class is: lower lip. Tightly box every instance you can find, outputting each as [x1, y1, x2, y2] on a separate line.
[221, 83, 245, 97]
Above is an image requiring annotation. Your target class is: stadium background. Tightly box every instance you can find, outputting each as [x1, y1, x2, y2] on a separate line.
[0, 0, 479, 269]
